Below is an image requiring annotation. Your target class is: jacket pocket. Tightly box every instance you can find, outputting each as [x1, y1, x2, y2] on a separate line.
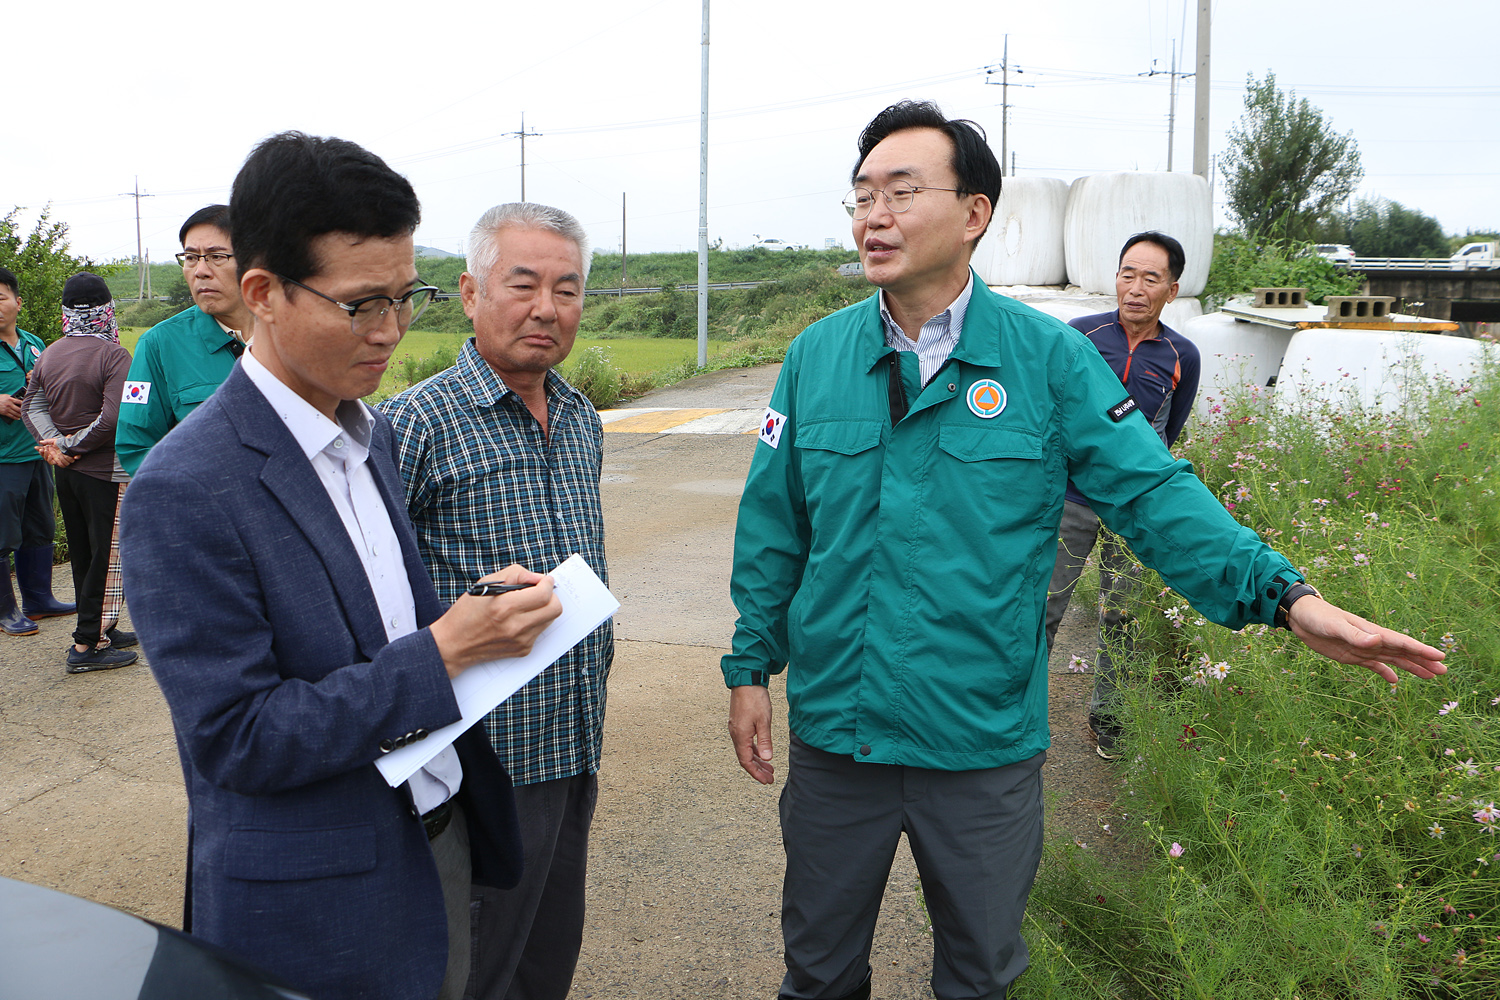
[937, 423, 1043, 462]
[172, 381, 220, 412]
[934, 424, 1054, 533]
[223, 824, 378, 881]
[793, 419, 884, 456]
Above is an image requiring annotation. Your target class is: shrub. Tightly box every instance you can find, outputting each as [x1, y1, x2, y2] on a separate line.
[1203, 234, 1362, 312]
[562, 346, 622, 410]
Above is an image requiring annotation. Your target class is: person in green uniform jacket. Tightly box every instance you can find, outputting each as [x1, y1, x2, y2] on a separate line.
[721, 101, 1449, 1000]
[115, 205, 251, 476]
[0, 265, 74, 636]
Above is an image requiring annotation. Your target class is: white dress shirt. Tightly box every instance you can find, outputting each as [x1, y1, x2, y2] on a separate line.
[242, 350, 460, 814]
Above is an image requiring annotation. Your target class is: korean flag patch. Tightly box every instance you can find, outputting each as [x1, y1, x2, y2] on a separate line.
[122, 381, 152, 405]
[758, 406, 787, 449]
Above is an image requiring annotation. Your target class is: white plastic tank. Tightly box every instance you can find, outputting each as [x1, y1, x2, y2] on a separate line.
[971, 177, 1070, 286]
[1062, 172, 1212, 297]
[1274, 329, 1492, 413]
[1182, 312, 1294, 419]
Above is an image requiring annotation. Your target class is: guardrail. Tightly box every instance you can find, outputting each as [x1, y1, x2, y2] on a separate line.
[431, 280, 775, 302]
[582, 280, 773, 297]
[1344, 257, 1499, 272]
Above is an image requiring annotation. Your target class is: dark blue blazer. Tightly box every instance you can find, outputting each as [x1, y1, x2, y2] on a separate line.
[120, 365, 521, 1000]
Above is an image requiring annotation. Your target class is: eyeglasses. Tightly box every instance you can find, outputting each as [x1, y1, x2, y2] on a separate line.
[276, 275, 439, 336]
[177, 251, 234, 268]
[842, 182, 964, 220]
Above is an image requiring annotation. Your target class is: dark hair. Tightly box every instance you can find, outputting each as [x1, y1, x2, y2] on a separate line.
[852, 100, 1002, 243]
[1119, 231, 1186, 283]
[0, 266, 18, 298]
[179, 205, 232, 246]
[229, 132, 420, 282]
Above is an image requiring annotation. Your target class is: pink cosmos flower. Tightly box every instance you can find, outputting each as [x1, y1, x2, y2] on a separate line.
[1169, 842, 1184, 858]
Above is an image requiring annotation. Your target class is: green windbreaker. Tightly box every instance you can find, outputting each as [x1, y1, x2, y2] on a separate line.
[116, 306, 240, 476]
[722, 277, 1300, 771]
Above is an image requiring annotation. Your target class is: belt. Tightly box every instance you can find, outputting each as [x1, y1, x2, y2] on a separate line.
[421, 799, 455, 841]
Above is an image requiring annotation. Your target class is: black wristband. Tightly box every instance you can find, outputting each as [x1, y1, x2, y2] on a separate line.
[1274, 582, 1321, 630]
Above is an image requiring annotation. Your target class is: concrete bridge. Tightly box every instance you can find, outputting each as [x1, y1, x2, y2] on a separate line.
[1351, 265, 1500, 333]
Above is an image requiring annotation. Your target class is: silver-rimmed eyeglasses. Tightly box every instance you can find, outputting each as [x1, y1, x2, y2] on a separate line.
[842, 182, 963, 220]
[277, 275, 439, 336]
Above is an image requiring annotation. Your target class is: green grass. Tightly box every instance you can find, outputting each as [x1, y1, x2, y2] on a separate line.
[1018, 349, 1500, 999]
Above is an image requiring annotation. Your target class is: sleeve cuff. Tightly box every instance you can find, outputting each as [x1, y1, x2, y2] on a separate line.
[723, 668, 771, 689]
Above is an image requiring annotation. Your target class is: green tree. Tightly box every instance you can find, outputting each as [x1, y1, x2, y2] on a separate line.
[0, 206, 116, 343]
[167, 275, 194, 308]
[1340, 197, 1450, 258]
[1221, 73, 1363, 242]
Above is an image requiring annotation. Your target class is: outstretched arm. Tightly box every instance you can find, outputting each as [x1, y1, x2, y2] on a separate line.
[1288, 596, 1447, 683]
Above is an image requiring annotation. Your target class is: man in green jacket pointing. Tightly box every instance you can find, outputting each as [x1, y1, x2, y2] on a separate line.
[722, 101, 1447, 1000]
[116, 205, 251, 476]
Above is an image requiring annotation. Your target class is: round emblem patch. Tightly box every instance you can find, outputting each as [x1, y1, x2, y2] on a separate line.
[966, 379, 1007, 419]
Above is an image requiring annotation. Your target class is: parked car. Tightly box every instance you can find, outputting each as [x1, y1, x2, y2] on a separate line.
[836, 261, 864, 277]
[1451, 241, 1499, 270]
[750, 238, 797, 252]
[0, 875, 312, 999]
[1313, 244, 1355, 265]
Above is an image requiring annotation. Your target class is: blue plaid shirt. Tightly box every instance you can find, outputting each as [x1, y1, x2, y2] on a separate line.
[380, 339, 612, 785]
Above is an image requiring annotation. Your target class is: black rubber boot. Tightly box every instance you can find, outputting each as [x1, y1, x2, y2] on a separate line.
[16, 546, 76, 619]
[1, 556, 39, 636]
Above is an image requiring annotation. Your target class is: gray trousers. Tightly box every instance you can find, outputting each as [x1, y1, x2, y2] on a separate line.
[469, 772, 597, 1000]
[779, 736, 1044, 1000]
[1043, 500, 1142, 716]
[431, 800, 473, 1000]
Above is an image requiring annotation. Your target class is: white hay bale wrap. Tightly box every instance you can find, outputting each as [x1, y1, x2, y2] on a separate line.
[972, 177, 1070, 286]
[1063, 172, 1212, 297]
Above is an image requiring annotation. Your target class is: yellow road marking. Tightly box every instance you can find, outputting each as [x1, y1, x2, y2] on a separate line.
[601, 408, 730, 433]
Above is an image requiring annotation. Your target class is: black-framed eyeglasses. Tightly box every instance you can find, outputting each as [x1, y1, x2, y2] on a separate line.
[276, 275, 439, 336]
[842, 182, 964, 220]
[176, 251, 234, 268]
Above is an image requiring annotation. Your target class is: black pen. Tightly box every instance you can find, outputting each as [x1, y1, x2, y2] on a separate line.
[466, 581, 536, 597]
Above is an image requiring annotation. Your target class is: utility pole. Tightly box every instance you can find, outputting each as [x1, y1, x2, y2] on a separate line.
[1192, 0, 1211, 178]
[696, 0, 709, 368]
[506, 115, 542, 202]
[119, 177, 154, 300]
[983, 36, 1030, 177]
[621, 193, 627, 298]
[1139, 39, 1194, 171]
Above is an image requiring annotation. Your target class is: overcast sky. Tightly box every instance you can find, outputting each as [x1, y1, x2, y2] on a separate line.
[6, 0, 1496, 268]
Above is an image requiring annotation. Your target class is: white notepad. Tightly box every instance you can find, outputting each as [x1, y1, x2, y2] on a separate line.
[375, 553, 619, 787]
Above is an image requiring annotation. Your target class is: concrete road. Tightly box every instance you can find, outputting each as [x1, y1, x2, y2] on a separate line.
[0, 361, 1118, 999]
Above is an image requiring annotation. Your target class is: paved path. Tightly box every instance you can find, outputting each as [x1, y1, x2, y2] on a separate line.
[0, 360, 1123, 999]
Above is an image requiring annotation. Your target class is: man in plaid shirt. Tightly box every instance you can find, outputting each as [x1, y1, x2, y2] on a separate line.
[381, 202, 611, 1000]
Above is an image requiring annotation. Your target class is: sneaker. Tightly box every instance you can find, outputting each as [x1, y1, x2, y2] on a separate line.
[1090, 713, 1123, 760]
[65, 645, 137, 673]
[105, 627, 138, 649]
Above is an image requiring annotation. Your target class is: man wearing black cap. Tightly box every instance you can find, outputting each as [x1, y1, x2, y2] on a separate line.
[23, 273, 135, 671]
